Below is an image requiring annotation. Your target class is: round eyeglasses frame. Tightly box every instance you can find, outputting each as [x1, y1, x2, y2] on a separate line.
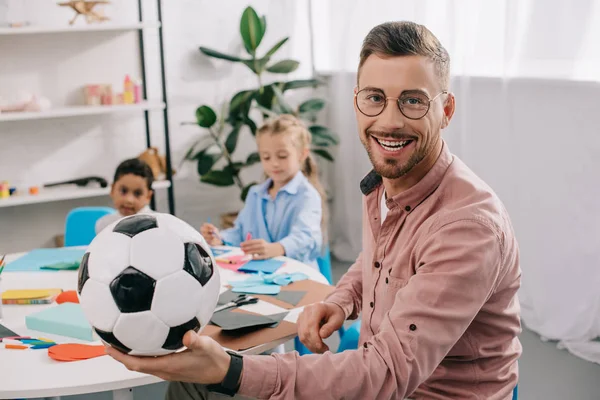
[354, 88, 448, 120]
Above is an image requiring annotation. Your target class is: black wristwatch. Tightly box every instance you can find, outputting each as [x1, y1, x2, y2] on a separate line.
[207, 350, 244, 397]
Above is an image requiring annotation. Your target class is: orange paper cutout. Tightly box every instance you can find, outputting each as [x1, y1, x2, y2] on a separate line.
[48, 343, 106, 362]
[56, 290, 80, 304]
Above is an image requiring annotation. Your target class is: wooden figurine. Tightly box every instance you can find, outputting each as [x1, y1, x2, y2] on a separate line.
[58, 1, 110, 25]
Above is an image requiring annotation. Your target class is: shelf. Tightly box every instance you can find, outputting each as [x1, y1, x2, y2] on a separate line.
[0, 180, 171, 208]
[0, 102, 166, 122]
[0, 22, 161, 36]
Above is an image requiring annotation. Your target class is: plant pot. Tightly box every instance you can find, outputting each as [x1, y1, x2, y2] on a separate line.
[220, 211, 239, 229]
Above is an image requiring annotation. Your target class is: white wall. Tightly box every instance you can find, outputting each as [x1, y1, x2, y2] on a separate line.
[0, 0, 312, 253]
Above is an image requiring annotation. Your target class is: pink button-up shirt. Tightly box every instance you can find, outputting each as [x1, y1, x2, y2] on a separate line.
[239, 143, 522, 399]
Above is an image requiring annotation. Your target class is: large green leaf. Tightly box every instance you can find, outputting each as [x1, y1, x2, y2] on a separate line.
[229, 90, 255, 118]
[260, 15, 267, 35]
[196, 150, 221, 175]
[183, 134, 212, 160]
[246, 152, 261, 165]
[311, 148, 334, 162]
[240, 6, 265, 55]
[195, 105, 217, 128]
[255, 84, 276, 109]
[309, 125, 339, 145]
[225, 124, 242, 154]
[244, 117, 258, 136]
[266, 59, 300, 74]
[241, 181, 258, 202]
[241, 57, 271, 75]
[200, 169, 235, 186]
[271, 85, 293, 114]
[299, 98, 326, 114]
[283, 79, 323, 92]
[199, 46, 244, 62]
[264, 37, 288, 58]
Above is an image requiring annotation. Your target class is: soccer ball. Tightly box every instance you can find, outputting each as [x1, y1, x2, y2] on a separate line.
[77, 213, 220, 356]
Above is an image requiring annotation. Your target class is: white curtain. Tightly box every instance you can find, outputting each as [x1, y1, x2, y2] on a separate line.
[310, 0, 600, 363]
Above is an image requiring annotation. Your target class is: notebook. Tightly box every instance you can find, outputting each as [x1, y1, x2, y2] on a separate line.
[2, 288, 63, 305]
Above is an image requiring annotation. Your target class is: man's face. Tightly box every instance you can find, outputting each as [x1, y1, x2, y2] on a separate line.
[355, 54, 454, 179]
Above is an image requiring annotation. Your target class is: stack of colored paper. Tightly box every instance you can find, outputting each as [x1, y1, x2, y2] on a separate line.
[2, 289, 63, 305]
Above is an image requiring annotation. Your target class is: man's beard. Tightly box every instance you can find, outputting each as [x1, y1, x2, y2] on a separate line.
[362, 136, 425, 179]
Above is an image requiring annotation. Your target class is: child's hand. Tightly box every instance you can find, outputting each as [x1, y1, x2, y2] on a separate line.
[200, 223, 223, 246]
[241, 239, 285, 260]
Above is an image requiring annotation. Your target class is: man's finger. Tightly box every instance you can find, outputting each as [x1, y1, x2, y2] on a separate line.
[319, 317, 341, 339]
[302, 309, 328, 353]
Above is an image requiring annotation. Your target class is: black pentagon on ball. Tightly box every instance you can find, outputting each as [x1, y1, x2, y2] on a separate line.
[77, 252, 90, 295]
[113, 214, 158, 238]
[162, 317, 201, 350]
[109, 266, 156, 313]
[95, 328, 131, 354]
[183, 243, 214, 286]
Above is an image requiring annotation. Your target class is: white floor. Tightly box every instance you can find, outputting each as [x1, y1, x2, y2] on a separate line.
[49, 258, 600, 400]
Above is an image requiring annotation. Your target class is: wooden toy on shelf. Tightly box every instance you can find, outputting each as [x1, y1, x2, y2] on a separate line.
[58, 1, 110, 25]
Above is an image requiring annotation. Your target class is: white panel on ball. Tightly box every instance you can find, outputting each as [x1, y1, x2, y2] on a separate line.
[113, 311, 170, 353]
[156, 213, 206, 246]
[129, 227, 185, 281]
[151, 270, 204, 327]
[86, 232, 132, 285]
[79, 280, 121, 332]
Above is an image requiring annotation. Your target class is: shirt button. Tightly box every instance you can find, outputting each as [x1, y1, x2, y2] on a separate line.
[370, 301, 374, 308]
[410, 324, 417, 331]
[385, 277, 389, 284]
[405, 205, 411, 212]
[374, 261, 380, 268]
[363, 343, 368, 349]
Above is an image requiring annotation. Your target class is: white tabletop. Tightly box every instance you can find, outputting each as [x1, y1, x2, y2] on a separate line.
[0, 246, 328, 399]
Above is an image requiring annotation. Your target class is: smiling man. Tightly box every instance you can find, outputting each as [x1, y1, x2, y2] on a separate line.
[106, 21, 522, 400]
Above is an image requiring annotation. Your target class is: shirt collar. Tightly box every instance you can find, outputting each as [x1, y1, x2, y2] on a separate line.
[360, 140, 453, 213]
[257, 171, 305, 198]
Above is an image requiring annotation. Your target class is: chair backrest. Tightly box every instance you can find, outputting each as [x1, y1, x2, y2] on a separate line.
[317, 245, 333, 284]
[64, 206, 115, 247]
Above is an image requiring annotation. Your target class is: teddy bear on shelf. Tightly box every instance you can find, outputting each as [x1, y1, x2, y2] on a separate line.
[0, 92, 51, 113]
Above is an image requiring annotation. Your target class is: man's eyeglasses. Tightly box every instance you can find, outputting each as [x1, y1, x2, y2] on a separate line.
[354, 88, 448, 120]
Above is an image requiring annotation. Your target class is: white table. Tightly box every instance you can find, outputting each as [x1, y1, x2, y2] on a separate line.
[0, 246, 328, 400]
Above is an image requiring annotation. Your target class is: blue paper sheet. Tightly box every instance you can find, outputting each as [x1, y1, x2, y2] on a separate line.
[231, 284, 281, 295]
[237, 259, 285, 274]
[210, 247, 232, 257]
[5, 247, 86, 272]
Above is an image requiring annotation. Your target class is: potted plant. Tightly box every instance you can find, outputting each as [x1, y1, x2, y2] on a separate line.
[183, 6, 338, 227]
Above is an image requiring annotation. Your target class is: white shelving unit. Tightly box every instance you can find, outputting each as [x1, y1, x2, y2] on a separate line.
[0, 180, 171, 208]
[0, 22, 161, 35]
[0, 1, 176, 213]
[0, 101, 165, 122]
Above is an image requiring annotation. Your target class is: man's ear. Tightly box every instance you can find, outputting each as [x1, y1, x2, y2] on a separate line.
[441, 92, 456, 129]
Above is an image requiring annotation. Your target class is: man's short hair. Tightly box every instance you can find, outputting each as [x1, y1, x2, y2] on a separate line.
[359, 21, 450, 90]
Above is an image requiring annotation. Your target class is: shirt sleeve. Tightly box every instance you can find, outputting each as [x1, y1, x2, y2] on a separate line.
[278, 189, 322, 261]
[219, 190, 255, 247]
[238, 220, 505, 400]
[323, 251, 364, 319]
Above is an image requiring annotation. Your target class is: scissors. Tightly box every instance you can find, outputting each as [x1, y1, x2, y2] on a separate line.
[214, 294, 258, 313]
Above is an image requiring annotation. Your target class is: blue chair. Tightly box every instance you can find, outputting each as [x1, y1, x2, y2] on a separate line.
[64, 206, 115, 247]
[317, 245, 333, 285]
